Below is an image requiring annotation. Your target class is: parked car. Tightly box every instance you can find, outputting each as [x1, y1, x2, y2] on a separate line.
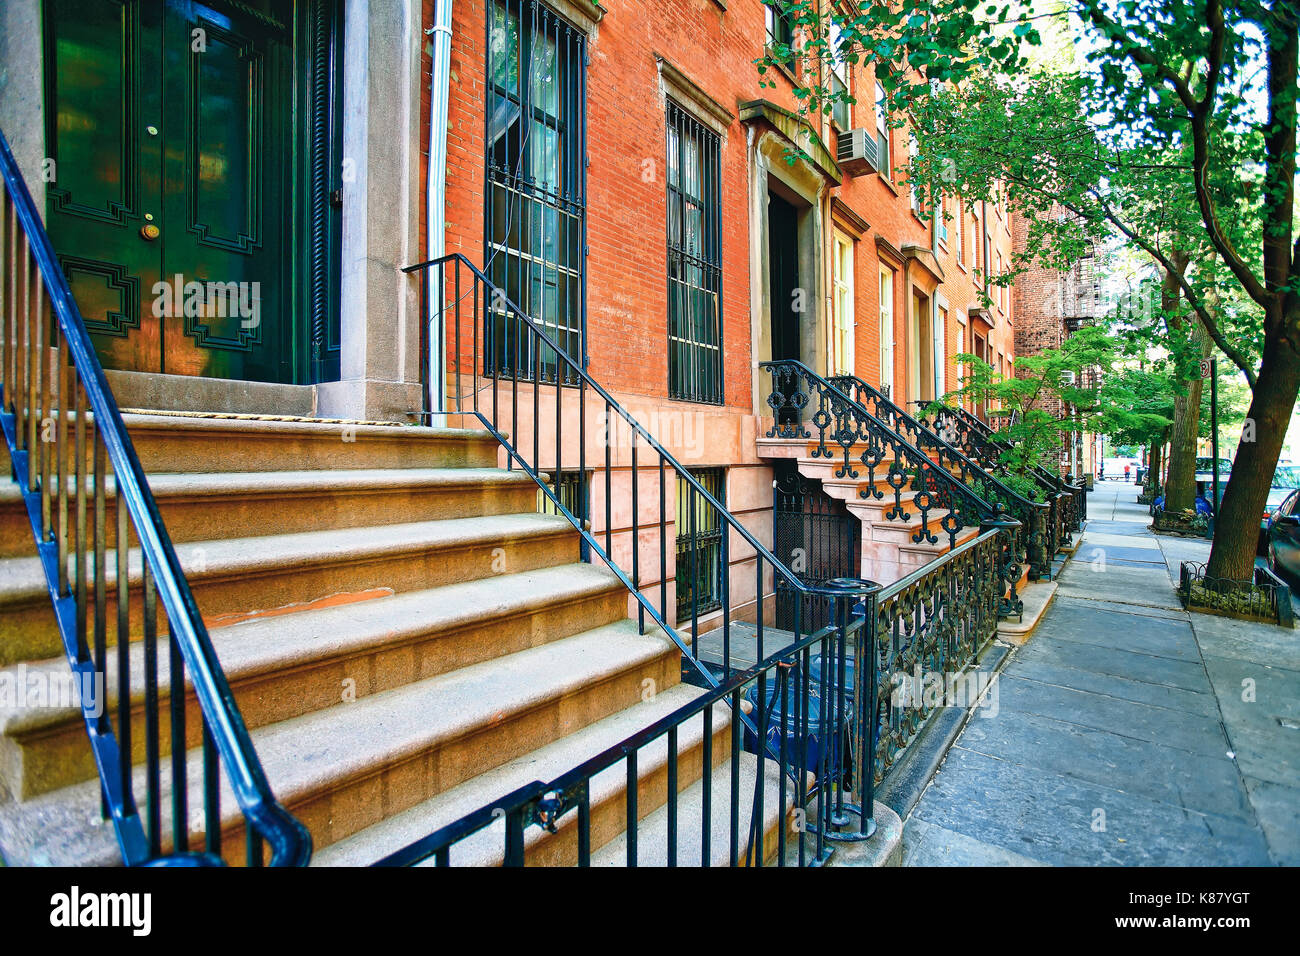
[1195, 456, 1233, 475]
[1260, 464, 1300, 551]
[1265, 488, 1300, 589]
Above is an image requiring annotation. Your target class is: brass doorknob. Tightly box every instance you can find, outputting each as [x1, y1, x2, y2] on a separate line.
[140, 224, 160, 241]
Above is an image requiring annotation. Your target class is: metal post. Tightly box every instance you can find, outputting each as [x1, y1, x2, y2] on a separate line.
[1210, 357, 1220, 518]
[812, 577, 879, 844]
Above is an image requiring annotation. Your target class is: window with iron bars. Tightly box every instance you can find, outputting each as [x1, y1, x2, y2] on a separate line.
[485, 0, 586, 386]
[666, 100, 723, 404]
[676, 468, 725, 620]
[537, 470, 587, 519]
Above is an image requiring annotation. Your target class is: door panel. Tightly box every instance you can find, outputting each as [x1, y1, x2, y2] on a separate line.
[160, 0, 292, 380]
[45, 0, 165, 373]
[44, 0, 298, 383]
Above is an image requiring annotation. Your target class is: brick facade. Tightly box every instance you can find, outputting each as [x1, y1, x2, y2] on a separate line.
[422, 0, 1024, 602]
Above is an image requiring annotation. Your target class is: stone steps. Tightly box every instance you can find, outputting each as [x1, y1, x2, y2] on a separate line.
[313, 682, 733, 867]
[0, 620, 681, 864]
[0, 563, 631, 799]
[0, 512, 579, 664]
[3, 410, 816, 868]
[0, 467, 540, 558]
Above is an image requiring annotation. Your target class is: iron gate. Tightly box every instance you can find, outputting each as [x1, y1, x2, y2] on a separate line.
[773, 463, 861, 631]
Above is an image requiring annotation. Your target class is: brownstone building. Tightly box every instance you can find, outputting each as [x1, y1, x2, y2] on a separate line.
[1012, 208, 1101, 480]
[427, 0, 1019, 607]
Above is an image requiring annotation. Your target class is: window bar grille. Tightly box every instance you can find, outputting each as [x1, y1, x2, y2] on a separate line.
[666, 100, 723, 405]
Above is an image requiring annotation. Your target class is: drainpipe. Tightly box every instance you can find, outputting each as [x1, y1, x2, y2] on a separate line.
[426, 0, 454, 425]
[932, 194, 941, 401]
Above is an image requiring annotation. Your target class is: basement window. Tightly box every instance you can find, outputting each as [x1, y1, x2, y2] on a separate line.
[676, 468, 726, 619]
[537, 470, 587, 520]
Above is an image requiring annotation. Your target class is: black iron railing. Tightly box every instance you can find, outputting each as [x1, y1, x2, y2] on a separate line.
[376, 614, 861, 867]
[829, 372, 1054, 579]
[760, 361, 1027, 604]
[919, 400, 1087, 542]
[871, 525, 1005, 781]
[1178, 562, 1295, 629]
[406, 253, 909, 860]
[0, 129, 309, 865]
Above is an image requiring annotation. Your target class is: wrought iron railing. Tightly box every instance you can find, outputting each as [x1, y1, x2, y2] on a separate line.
[0, 128, 310, 866]
[377, 612, 860, 867]
[761, 361, 1030, 598]
[919, 400, 1087, 542]
[870, 525, 1005, 781]
[406, 253, 902, 860]
[1178, 562, 1295, 629]
[828, 372, 1054, 578]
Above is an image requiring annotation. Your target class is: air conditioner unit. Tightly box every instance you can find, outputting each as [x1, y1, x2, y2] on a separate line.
[836, 128, 879, 177]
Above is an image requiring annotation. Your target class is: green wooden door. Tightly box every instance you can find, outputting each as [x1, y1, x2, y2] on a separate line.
[44, 0, 297, 383]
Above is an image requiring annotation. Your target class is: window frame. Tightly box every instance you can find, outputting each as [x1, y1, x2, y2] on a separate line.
[874, 81, 892, 179]
[483, 0, 587, 386]
[665, 98, 724, 405]
[765, 3, 793, 47]
[828, 17, 851, 131]
[832, 231, 855, 376]
[676, 468, 726, 619]
[879, 264, 895, 395]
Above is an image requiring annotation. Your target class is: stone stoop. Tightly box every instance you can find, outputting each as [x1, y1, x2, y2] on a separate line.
[758, 436, 981, 585]
[0, 414, 785, 867]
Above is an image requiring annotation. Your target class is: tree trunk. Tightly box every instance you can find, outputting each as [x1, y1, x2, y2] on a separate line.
[1205, 338, 1300, 580]
[1147, 436, 1165, 498]
[1164, 322, 1212, 511]
[1158, 253, 1203, 512]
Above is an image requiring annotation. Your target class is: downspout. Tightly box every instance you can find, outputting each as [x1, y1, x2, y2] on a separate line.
[426, 0, 454, 425]
[932, 194, 941, 401]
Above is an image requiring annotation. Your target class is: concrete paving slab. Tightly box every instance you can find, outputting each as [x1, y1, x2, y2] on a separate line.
[1006, 659, 1220, 717]
[1052, 594, 1190, 623]
[1191, 613, 1300, 672]
[956, 709, 1252, 821]
[1243, 777, 1300, 865]
[911, 746, 1273, 866]
[1078, 532, 1161, 552]
[1055, 568, 1185, 611]
[994, 675, 1231, 757]
[902, 816, 1050, 867]
[1015, 635, 1212, 692]
[1030, 601, 1202, 662]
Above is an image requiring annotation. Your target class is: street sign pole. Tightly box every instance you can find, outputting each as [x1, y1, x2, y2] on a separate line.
[1210, 357, 1220, 517]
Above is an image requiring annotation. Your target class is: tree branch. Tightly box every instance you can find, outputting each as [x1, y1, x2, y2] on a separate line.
[1085, 187, 1259, 388]
[1080, 0, 1274, 310]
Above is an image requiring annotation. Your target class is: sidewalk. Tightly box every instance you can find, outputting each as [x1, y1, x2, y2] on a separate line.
[901, 479, 1300, 866]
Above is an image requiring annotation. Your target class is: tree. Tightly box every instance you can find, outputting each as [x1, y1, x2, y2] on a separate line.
[934, 324, 1167, 497]
[759, 0, 1298, 580]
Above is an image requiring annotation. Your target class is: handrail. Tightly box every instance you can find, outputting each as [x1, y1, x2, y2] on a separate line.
[403, 253, 832, 644]
[920, 403, 1092, 541]
[830, 372, 1053, 577]
[0, 128, 309, 865]
[925, 401, 1058, 490]
[406, 252, 882, 843]
[377, 621, 845, 866]
[395, 254, 1030, 864]
[760, 359, 1034, 564]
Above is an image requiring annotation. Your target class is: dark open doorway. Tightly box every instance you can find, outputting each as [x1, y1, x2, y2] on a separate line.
[768, 192, 801, 365]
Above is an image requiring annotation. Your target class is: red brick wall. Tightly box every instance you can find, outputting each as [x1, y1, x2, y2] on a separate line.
[422, 0, 1019, 412]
